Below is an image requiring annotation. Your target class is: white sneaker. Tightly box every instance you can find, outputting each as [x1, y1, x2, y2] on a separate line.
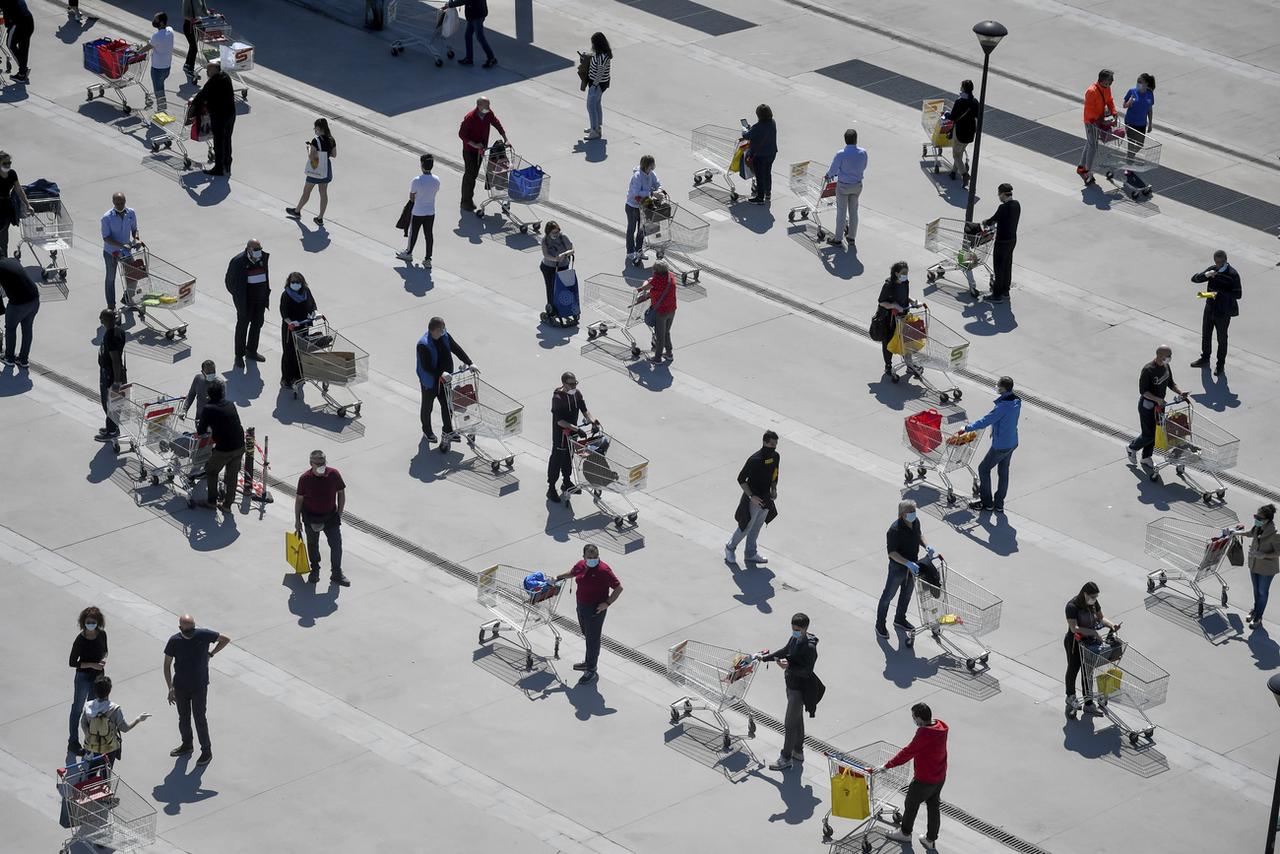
[1125, 447, 1137, 465]
[395, 251, 413, 261]
[885, 829, 912, 842]
[1067, 695, 1083, 711]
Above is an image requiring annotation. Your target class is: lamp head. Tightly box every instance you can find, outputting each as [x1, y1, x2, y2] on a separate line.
[973, 20, 1008, 54]
[1269, 673, 1280, 708]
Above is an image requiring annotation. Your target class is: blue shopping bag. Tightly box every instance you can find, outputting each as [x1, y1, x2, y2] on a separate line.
[552, 268, 580, 318]
[509, 166, 544, 201]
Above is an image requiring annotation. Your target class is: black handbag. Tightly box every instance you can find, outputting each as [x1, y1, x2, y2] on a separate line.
[869, 308, 889, 342]
[1228, 537, 1245, 567]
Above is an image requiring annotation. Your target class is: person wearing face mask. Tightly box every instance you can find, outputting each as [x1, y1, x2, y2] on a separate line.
[964, 376, 1021, 514]
[163, 613, 230, 766]
[79, 675, 150, 768]
[877, 702, 949, 849]
[416, 315, 473, 444]
[279, 272, 317, 389]
[457, 96, 508, 211]
[1126, 345, 1187, 474]
[0, 0, 34, 83]
[100, 191, 141, 311]
[1240, 504, 1279, 629]
[876, 261, 913, 377]
[877, 500, 933, 639]
[547, 372, 600, 502]
[224, 238, 270, 368]
[1122, 73, 1155, 161]
[980, 183, 1020, 303]
[624, 154, 661, 265]
[195, 380, 244, 511]
[295, 449, 349, 586]
[946, 80, 977, 184]
[286, 118, 338, 226]
[0, 151, 33, 260]
[725, 430, 780, 566]
[67, 606, 108, 756]
[397, 153, 441, 267]
[134, 13, 175, 113]
[189, 58, 236, 177]
[538, 220, 573, 317]
[1189, 250, 1242, 376]
[181, 359, 218, 420]
[554, 544, 623, 685]
[759, 612, 821, 770]
[1064, 581, 1120, 716]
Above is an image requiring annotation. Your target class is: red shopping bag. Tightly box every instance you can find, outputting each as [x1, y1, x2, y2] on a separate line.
[820, 180, 837, 199]
[451, 383, 476, 409]
[905, 409, 943, 455]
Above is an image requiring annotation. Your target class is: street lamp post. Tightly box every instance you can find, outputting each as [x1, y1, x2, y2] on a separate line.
[1267, 674, 1280, 854]
[964, 20, 1008, 227]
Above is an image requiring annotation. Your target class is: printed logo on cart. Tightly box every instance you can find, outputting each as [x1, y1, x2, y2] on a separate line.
[179, 283, 193, 299]
[628, 464, 647, 486]
[504, 412, 521, 432]
[948, 346, 967, 366]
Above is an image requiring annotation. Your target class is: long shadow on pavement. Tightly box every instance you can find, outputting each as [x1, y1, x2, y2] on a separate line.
[283, 573, 339, 628]
[152, 756, 218, 816]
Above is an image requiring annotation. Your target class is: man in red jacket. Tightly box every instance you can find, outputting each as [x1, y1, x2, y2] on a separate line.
[458, 96, 508, 211]
[877, 702, 948, 850]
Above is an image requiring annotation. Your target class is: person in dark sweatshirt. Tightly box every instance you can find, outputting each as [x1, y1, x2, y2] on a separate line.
[279, 272, 318, 388]
[415, 315, 473, 444]
[189, 59, 237, 176]
[762, 612, 819, 771]
[1189, 249, 1242, 375]
[67, 606, 108, 755]
[981, 183, 1020, 302]
[947, 80, 978, 183]
[740, 103, 777, 204]
[880, 702, 949, 849]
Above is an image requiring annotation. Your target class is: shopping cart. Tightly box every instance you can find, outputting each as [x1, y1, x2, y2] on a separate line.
[1144, 517, 1238, 617]
[389, 2, 460, 65]
[476, 564, 563, 670]
[291, 315, 368, 419]
[786, 159, 837, 242]
[1072, 631, 1169, 745]
[192, 13, 253, 99]
[18, 190, 72, 283]
[117, 245, 194, 340]
[923, 218, 995, 297]
[821, 741, 911, 850]
[57, 761, 157, 853]
[583, 274, 647, 360]
[920, 98, 955, 174]
[439, 366, 522, 472]
[902, 411, 983, 505]
[1147, 398, 1239, 502]
[0, 26, 15, 86]
[1095, 124, 1162, 200]
[144, 98, 208, 171]
[105, 382, 214, 506]
[83, 38, 151, 113]
[887, 304, 970, 405]
[638, 193, 710, 285]
[666, 639, 759, 753]
[565, 424, 647, 529]
[475, 141, 548, 234]
[691, 122, 755, 202]
[904, 557, 1002, 671]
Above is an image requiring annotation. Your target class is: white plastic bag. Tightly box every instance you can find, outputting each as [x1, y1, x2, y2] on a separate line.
[440, 6, 460, 38]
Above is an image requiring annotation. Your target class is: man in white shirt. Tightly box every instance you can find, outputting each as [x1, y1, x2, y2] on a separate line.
[136, 13, 176, 112]
[398, 154, 441, 268]
[824, 128, 868, 249]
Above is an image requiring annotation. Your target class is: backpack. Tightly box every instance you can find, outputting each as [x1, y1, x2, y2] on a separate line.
[84, 705, 121, 755]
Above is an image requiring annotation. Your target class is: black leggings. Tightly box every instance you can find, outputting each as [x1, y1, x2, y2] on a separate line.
[1064, 634, 1091, 699]
[182, 18, 198, 70]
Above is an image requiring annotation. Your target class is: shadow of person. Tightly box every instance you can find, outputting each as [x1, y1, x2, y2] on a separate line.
[291, 218, 331, 253]
[1249, 624, 1280, 670]
[629, 359, 673, 392]
[571, 137, 607, 163]
[730, 202, 775, 235]
[919, 162, 968, 208]
[0, 364, 34, 397]
[1191, 368, 1241, 412]
[86, 443, 120, 484]
[283, 573, 339, 627]
[56, 13, 97, 45]
[728, 561, 775, 613]
[453, 212, 488, 245]
[180, 171, 230, 207]
[409, 435, 472, 484]
[536, 320, 576, 350]
[186, 507, 240, 551]
[395, 263, 434, 297]
[1080, 181, 1114, 211]
[223, 361, 263, 405]
[748, 764, 822, 824]
[961, 298, 1018, 336]
[151, 755, 218, 816]
[564, 678, 617, 720]
[1061, 716, 1120, 760]
[878, 633, 938, 689]
[972, 510, 1019, 556]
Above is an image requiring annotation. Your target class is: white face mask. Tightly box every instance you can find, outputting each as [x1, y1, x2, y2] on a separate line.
[0, 166, 10, 176]
[898, 274, 909, 284]
[248, 249, 262, 261]
[204, 372, 217, 382]
[313, 464, 327, 476]
[290, 281, 303, 291]
[85, 622, 98, 631]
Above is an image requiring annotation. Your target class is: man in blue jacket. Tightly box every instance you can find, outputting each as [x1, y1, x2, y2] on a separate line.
[416, 316, 473, 445]
[965, 376, 1020, 513]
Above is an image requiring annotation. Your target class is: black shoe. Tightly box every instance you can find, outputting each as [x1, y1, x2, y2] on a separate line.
[560, 482, 577, 495]
[170, 744, 194, 757]
[1215, 365, 1225, 376]
[576, 669, 598, 685]
[234, 357, 245, 368]
[572, 662, 589, 671]
[875, 624, 889, 639]
[482, 58, 498, 68]
[285, 207, 301, 218]
[992, 505, 1005, 513]
[196, 751, 212, 765]
[331, 573, 351, 587]
[894, 618, 916, 632]
[247, 352, 266, 362]
[12, 72, 29, 84]
[969, 500, 994, 512]
[948, 170, 956, 180]
[458, 58, 474, 65]
[425, 432, 438, 443]
[1190, 357, 1208, 368]
[546, 485, 560, 501]
[313, 217, 324, 226]
[306, 570, 320, 584]
[16, 358, 29, 368]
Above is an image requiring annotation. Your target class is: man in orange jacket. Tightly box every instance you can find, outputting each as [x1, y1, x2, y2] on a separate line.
[1077, 69, 1116, 185]
[877, 702, 949, 850]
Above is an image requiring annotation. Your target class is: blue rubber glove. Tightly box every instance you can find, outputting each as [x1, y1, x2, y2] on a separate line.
[906, 561, 920, 574]
[925, 546, 936, 559]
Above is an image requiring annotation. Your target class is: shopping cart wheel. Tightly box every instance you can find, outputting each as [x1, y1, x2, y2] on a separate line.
[112, 441, 120, 455]
[164, 330, 175, 341]
[518, 225, 528, 234]
[939, 392, 950, 405]
[434, 58, 443, 67]
[1221, 589, 1229, 607]
[587, 327, 598, 340]
[1202, 492, 1212, 505]
[553, 637, 560, 658]
[1216, 489, 1226, 501]
[903, 632, 914, 648]
[1146, 577, 1155, 594]
[151, 142, 160, 153]
[391, 43, 403, 55]
[862, 839, 872, 854]
[627, 512, 638, 524]
[926, 270, 936, 283]
[490, 461, 500, 474]
[178, 326, 188, 338]
[815, 227, 825, 241]
[1144, 728, 1155, 740]
[952, 389, 962, 401]
[693, 173, 703, 186]
[525, 652, 534, 671]
[821, 821, 833, 843]
[505, 457, 514, 469]
[904, 471, 913, 485]
[721, 732, 731, 752]
[353, 404, 362, 417]
[980, 654, 990, 665]
[1128, 732, 1140, 746]
[965, 658, 975, 672]
[1175, 464, 1185, 476]
[447, 49, 455, 58]
[729, 192, 739, 202]
[240, 89, 248, 101]
[630, 345, 641, 359]
[670, 708, 680, 726]
[85, 87, 94, 100]
[614, 516, 624, 530]
[474, 209, 483, 219]
[337, 406, 348, 419]
[183, 157, 192, 169]
[478, 629, 484, 644]
[946, 490, 956, 505]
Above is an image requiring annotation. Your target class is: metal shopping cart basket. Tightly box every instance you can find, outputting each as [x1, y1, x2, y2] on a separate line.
[18, 188, 73, 284]
[1145, 517, 1238, 617]
[924, 218, 995, 297]
[1073, 632, 1169, 745]
[144, 98, 209, 171]
[476, 141, 548, 233]
[1147, 398, 1239, 503]
[887, 304, 970, 405]
[786, 159, 837, 242]
[439, 367, 522, 472]
[821, 741, 911, 851]
[1095, 124, 1162, 200]
[476, 564, 564, 670]
[639, 193, 710, 285]
[905, 557, 1002, 672]
[291, 315, 368, 419]
[691, 123, 755, 202]
[117, 245, 194, 340]
[105, 382, 215, 506]
[83, 38, 151, 113]
[389, 2, 460, 65]
[582, 274, 647, 360]
[565, 425, 647, 529]
[920, 98, 956, 174]
[192, 13, 253, 98]
[57, 761, 157, 853]
[902, 411, 983, 505]
[666, 640, 759, 753]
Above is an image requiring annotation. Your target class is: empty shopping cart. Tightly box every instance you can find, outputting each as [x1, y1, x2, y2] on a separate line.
[666, 639, 760, 753]
[389, 2, 460, 65]
[192, 13, 253, 98]
[18, 187, 72, 284]
[923, 218, 995, 297]
[583, 274, 647, 360]
[786, 159, 837, 242]
[1144, 517, 1238, 617]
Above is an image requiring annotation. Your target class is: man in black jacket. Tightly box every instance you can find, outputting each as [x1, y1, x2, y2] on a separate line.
[195, 380, 244, 510]
[190, 59, 236, 176]
[0, 256, 40, 367]
[224, 238, 269, 368]
[547, 372, 600, 502]
[415, 316, 473, 445]
[762, 612, 820, 771]
[725, 430, 780, 566]
[981, 183, 1020, 303]
[1190, 250, 1242, 375]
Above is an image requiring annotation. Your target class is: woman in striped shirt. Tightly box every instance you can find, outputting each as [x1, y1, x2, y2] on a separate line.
[582, 33, 611, 140]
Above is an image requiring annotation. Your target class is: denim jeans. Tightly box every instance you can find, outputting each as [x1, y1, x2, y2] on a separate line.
[576, 602, 607, 671]
[624, 204, 644, 255]
[586, 84, 603, 131]
[876, 562, 915, 627]
[103, 250, 120, 309]
[304, 510, 343, 574]
[463, 18, 495, 62]
[69, 669, 97, 749]
[1253, 572, 1275, 621]
[727, 502, 768, 558]
[1127, 398, 1158, 460]
[651, 310, 675, 358]
[977, 445, 1016, 509]
[150, 65, 170, 110]
[4, 297, 38, 362]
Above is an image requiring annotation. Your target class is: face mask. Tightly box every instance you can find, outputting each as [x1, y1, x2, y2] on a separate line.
[0, 166, 10, 176]
[85, 622, 98, 631]
[290, 281, 303, 291]
[313, 465, 327, 476]
[478, 108, 489, 117]
[905, 512, 918, 523]
[248, 249, 261, 261]
[1256, 517, 1266, 528]
[585, 558, 599, 568]
[898, 274, 909, 284]
[1219, 263, 1229, 273]
[791, 629, 802, 639]
[204, 372, 217, 382]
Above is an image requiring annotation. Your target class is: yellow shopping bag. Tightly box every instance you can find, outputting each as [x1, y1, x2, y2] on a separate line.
[285, 531, 310, 574]
[1154, 410, 1189, 451]
[1096, 667, 1123, 696]
[887, 313, 927, 356]
[830, 766, 871, 820]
